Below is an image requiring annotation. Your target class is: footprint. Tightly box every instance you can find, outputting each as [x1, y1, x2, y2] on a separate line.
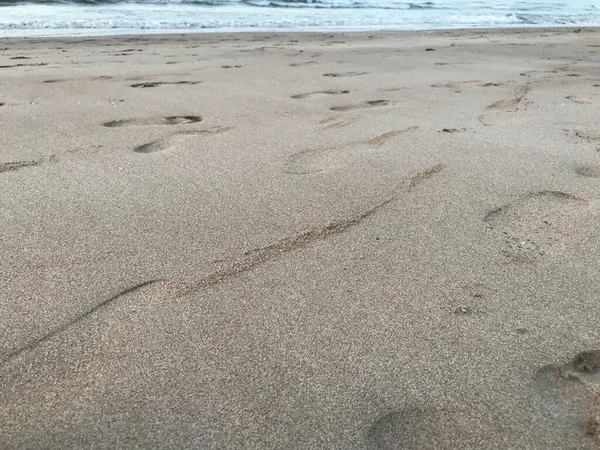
[291, 90, 349, 100]
[484, 190, 591, 263]
[535, 351, 600, 445]
[44, 76, 112, 84]
[409, 163, 446, 189]
[377, 87, 405, 93]
[487, 85, 530, 111]
[431, 80, 481, 88]
[566, 129, 600, 145]
[0, 160, 40, 173]
[320, 117, 356, 130]
[130, 81, 202, 88]
[221, 65, 242, 69]
[103, 115, 202, 128]
[566, 95, 592, 105]
[366, 126, 418, 147]
[322, 71, 368, 77]
[330, 100, 393, 112]
[367, 407, 452, 450]
[575, 164, 600, 178]
[289, 61, 316, 67]
[0, 63, 47, 69]
[133, 127, 232, 154]
[283, 147, 346, 174]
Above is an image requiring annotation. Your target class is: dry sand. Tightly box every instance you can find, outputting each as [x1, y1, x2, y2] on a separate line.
[1, 28, 600, 449]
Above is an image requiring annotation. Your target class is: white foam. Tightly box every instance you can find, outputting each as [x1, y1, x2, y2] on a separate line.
[0, 0, 598, 36]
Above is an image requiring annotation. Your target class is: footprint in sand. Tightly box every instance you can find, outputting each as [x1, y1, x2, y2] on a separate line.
[291, 90, 350, 100]
[566, 129, 600, 148]
[366, 126, 418, 147]
[330, 100, 393, 112]
[0, 160, 40, 174]
[322, 71, 368, 77]
[484, 190, 591, 263]
[430, 80, 481, 89]
[130, 80, 202, 88]
[535, 350, 600, 445]
[319, 117, 356, 130]
[575, 163, 600, 178]
[367, 406, 461, 450]
[289, 61, 316, 67]
[566, 95, 592, 105]
[133, 127, 232, 154]
[103, 115, 202, 128]
[284, 135, 427, 175]
[283, 147, 347, 174]
[487, 84, 530, 111]
[44, 76, 113, 84]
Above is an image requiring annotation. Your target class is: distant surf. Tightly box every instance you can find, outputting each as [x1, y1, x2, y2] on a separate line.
[0, 0, 599, 36]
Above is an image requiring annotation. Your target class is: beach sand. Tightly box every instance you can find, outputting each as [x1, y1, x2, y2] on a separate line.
[1, 28, 600, 449]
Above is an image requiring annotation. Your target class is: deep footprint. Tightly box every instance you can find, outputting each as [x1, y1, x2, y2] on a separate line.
[103, 116, 202, 128]
[322, 71, 368, 77]
[134, 128, 232, 154]
[0, 160, 40, 173]
[366, 126, 418, 147]
[291, 90, 350, 100]
[130, 81, 202, 88]
[330, 100, 392, 112]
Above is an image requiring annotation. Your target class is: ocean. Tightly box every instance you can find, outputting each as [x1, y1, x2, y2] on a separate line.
[0, 0, 599, 37]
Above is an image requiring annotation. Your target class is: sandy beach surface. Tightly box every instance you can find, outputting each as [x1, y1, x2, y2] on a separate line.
[1, 28, 600, 449]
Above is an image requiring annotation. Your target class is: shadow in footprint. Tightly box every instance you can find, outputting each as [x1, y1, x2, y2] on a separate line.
[290, 61, 316, 67]
[130, 81, 202, 88]
[331, 100, 392, 112]
[366, 126, 418, 147]
[44, 76, 112, 84]
[103, 116, 202, 128]
[0, 160, 40, 173]
[134, 127, 232, 154]
[323, 71, 368, 77]
[292, 90, 350, 100]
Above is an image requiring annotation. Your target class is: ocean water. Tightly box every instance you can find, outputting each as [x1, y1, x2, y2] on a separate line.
[0, 0, 599, 36]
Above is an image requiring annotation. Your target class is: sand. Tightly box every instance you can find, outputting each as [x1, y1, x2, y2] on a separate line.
[1, 28, 600, 449]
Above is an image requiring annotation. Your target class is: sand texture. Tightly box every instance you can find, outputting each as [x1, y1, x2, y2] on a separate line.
[1, 28, 600, 449]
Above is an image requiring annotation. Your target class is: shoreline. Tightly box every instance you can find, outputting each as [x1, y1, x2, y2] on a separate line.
[1, 25, 600, 42]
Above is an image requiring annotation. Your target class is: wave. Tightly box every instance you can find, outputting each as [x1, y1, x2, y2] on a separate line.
[1, 13, 596, 30]
[0, 0, 448, 7]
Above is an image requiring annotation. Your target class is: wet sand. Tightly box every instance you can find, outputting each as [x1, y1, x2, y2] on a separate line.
[1, 28, 600, 449]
